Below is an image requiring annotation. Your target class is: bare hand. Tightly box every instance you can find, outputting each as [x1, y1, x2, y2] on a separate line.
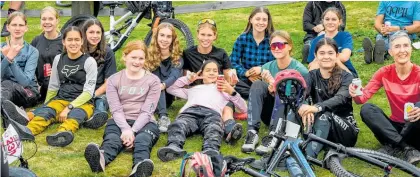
[217, 79, 234, 95]
[247, 66, 262, 76]
[298, 104, 311, 117]
[6, 44, 24, 63]
[308, 60, 320, 71]
[59, 107, 71, 122]
[302, 113, 314, 128]
[161, 83, 166, 90]
[187, 71, 203, 82]
[249, 75, 261, 82]
[121, 130, 135, 148]
[380, 25, 390, 35]
[408, 107, 420, 122]
[268, 82, 275, 95]
[313, 24, 324, 33]
[1, 45, 10, 56]
[261, 70, 274, 84]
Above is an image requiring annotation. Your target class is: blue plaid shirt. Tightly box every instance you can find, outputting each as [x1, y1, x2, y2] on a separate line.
[230, 32, 275, 80]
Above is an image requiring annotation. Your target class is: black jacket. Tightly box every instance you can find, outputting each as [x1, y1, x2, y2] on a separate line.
[302, 1, 347, 43]
[305, 69, 353, 118]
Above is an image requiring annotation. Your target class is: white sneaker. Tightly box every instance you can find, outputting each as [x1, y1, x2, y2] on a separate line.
[241, 130, 259, 153]
[255, 131, 279, 156]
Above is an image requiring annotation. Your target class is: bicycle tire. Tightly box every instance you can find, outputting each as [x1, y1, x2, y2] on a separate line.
[144, 18, 194, 48]
[60, 14, 96, 34]
[328, 148, 420, 177]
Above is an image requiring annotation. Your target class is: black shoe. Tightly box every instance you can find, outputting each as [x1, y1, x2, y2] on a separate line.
[374, 39, 386, 64]
[403, 146, 420, 165]
[2, 100, 30, 126]
[378, 144, 397, 156]
[202, 149, 220, 157]
[85, 143, 105, 173]
[7, 118, 34, 141]
[302, 44, 310, 64]
[1, 21, 10, 37]
[83, 112, 108, 129]
[157, 144, 186, 162]
[225, 122, 242, 145]
[362, 38, 374, 64]
[129, 159, 154, 177]
[46, 131, 74, 147]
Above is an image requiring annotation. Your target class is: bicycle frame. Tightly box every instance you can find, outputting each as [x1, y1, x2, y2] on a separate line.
[105, 4, 149, 52]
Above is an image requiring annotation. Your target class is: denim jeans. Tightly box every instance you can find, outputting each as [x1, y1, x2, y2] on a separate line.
[93, 94, 109, 115]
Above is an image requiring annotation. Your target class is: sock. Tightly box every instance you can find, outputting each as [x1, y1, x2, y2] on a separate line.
[8, 8, 17, 16]
[223, 119, 236, 135]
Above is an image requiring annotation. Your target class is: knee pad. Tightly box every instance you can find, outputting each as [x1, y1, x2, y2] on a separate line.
[68, 108, 87, 124]
[34, 107, 56, 120]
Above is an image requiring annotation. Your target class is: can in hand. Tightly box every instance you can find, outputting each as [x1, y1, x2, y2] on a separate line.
[43, 63, 51, 77]
[352, 78, 363, 96]
[404, 102, 415, 121]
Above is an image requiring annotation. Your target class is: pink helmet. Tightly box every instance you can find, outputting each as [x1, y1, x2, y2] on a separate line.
[273, 69, 307, 106]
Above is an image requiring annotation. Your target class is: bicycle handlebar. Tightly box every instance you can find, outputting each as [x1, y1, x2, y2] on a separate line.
[239, 166, 269, 177]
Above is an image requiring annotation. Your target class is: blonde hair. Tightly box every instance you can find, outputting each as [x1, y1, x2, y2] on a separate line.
[123, 40, 148, 60]
[270, 30, 293, 55]
[146, 23, 182, 71]
[197, 23, 217, 36]
[7, 11, 27, 25]
[40, 6, 60, 33]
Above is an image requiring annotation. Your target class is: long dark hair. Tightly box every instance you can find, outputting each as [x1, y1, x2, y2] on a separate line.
[195, 60, 221, 85]
[81, 19, 106, 66]
[315, 37, 342, 95]
[62, 26, 83, 54]
[243, 6, 274, 35]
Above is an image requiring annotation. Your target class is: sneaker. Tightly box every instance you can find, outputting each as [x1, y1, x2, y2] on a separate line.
[7, 118, 34, 141]
[46, 131, 74, 147]
[84, 143, 105, 173]
[158, 115, 171, 133]
[157, 144, 186, 162]
[83, 112, 108, 129]
[403, 146, 420, 165]
[1, 21, 10, 37]
[234, 112, 247, 120]
[378, 144, 398, 156]
[202, 149, 220, 157]
[362, 37, 374, 64]
[374, 39, 386, 64]
[241, 130, 259, 153]
[225, 122, 243, 144]
[2, 100, 30, 126]
[255, 133, 279, 156]
[302, 44, 310, 64]
[129, 159, 154, 177]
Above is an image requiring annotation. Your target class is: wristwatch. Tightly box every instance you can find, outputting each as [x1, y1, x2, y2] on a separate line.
[314, 104, 322, 113]
[67, 104, 74, 110]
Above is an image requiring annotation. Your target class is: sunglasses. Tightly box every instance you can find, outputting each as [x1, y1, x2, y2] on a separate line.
[270, 42, 288, 50]
[198, 19, 217, 27]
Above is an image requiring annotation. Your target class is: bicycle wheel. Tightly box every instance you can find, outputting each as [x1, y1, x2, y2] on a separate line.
[327, 148, 420, 177]
[60, 14, 96, 34]
[144, 18, 194, 48]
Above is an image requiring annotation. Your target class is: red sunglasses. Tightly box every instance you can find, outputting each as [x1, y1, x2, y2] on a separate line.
[270, 42, 289, 50]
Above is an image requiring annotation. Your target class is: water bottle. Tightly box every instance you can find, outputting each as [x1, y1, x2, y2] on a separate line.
[286, 157, 304, 177]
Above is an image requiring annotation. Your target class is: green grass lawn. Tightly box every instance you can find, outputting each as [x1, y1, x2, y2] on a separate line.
[2, 1, 420, 177]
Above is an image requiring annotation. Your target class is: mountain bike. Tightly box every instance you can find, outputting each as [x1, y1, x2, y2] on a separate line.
[61, 1, 194, 52]
[260, 76, 420, 177]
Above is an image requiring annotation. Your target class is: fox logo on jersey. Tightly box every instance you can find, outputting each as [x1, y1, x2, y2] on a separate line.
[62, 65, 80, 77]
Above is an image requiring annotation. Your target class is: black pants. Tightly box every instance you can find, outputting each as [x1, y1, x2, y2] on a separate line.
[289, 111, 359, 158]
[1, 80, 39, 108]
[361, 102, 420, 150]
[156, 90, 174, 117]
[247, 81, 276, 132]
[235, 78, 252, 100]
[167, 106, 223, 151]
[100, 119, 160, 166]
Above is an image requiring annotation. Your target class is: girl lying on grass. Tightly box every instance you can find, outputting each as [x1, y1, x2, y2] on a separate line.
[157, 60, 247, 162]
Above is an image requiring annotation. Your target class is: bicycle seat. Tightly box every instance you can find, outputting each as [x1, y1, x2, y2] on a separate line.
[224, 155, 255, 164]
[102, 1, 123, 7]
